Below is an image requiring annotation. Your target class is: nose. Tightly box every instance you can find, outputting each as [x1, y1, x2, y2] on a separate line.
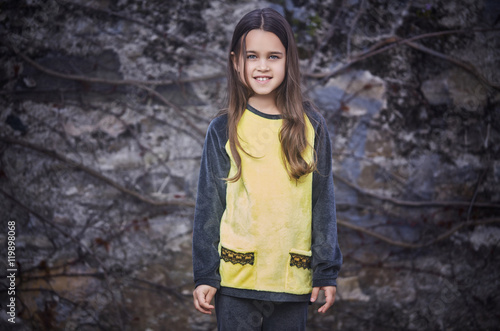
[257, 59, 269, 71]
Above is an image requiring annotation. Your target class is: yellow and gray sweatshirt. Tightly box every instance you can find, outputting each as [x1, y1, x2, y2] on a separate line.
[193, 103, 342, 302]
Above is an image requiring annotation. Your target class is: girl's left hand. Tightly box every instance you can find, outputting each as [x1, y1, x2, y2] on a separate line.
[310, 286, 336, 313]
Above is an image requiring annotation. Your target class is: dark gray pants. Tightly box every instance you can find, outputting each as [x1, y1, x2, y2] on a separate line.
[215, 293, 308, 331]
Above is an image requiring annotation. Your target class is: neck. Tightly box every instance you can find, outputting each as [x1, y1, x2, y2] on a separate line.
[248, 94, 280, 115]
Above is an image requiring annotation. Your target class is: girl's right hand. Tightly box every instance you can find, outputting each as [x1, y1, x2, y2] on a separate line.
[193, 285, 217, 314]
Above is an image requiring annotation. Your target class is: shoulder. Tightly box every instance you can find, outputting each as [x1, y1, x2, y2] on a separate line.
[303, 101, 327, 132]
[208, 113, 228, 131]
[205, 113, 228, 143]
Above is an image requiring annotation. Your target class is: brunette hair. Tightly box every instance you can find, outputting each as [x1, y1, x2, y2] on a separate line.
[223, 7, 316, 181]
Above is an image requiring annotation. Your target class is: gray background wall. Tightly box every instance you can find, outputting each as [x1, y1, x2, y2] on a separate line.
[1, 0, 499, 330]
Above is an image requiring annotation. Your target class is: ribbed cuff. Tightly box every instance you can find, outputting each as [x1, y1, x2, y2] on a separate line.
[312, 278, 337, 288]
[195, 278, 221, 290]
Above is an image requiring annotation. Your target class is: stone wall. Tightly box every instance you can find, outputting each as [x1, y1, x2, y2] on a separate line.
[1, 0, 499, 330]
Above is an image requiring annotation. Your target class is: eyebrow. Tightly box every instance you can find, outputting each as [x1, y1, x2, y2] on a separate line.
[246, 50, 284, 55]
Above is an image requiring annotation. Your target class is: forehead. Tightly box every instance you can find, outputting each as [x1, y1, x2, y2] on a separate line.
[245, 29, 286, 53]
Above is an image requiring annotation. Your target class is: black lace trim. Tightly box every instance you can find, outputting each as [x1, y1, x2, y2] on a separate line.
[290, 253, 311, 269]
[221, 246, 254, 266]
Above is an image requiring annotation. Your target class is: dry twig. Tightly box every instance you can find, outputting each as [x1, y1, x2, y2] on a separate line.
[4, 41, 210, 139]
[307, 27, 500, 92]
[337, 217, 500, 249]
[0, 136, 196, 207]
[333, 173, 500, 209]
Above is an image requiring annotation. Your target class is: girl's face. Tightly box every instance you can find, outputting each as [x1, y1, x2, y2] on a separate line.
[234, 29, 286, 100]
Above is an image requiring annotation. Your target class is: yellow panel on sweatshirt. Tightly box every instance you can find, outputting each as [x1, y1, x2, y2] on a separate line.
[220, 109, 315, 295]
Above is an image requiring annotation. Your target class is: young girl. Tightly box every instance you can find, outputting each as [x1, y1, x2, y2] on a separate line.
[192, 8, 342, 330]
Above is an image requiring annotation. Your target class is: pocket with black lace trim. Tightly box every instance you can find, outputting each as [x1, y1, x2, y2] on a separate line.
[285, 248, 312, 294]
[219, 245, 257, 289]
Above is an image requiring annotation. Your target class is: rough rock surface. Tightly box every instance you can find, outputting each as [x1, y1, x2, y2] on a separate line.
[1, 0, 499, 330]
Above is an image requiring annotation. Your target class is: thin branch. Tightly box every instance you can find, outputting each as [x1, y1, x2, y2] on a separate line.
[353, 28, 499, 69]
[337, 217, 500, 249]
[346, 0, 367, 60]
[4, 40, 223, 87]
[22, 272, 105, 281]
[306, 28, 500, 91]
[137, 84, 205, 138]
[467, 168, 489, 222]
[308, 1, 345, 71]
[403, 40, 500, 91]
[3, 41, 207, 139]
[333, 173, 500, 209]
[127, 277, 185, 302]
[22, 271, 185, 303]
[0, 136, 196, 207]
[1, 188, 74, 241]
[16, 287, 105, 329]
[1, 188, 125, 326]
[57, 0, 226, 67]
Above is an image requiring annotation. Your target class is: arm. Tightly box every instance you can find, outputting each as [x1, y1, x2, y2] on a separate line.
[309, 111, 343, 312]
[192, 116, 230, 301]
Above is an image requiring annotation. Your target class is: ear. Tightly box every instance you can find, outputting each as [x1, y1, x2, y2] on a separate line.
[230, 51, 240, 73]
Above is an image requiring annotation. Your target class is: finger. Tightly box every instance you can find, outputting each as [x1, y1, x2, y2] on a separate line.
[193, 295, 210, 314]
[194, 290, 213, 314]
[205, 288, 216, 308]
[318, 302, 330, 313]
[318, 299, 333, 314]
[310, 287, 320, 302]
[194, 299, 212, 314]
[198, 291, 215, 310]
[195, 305, 212, 314]
[318, 288, 336, 313]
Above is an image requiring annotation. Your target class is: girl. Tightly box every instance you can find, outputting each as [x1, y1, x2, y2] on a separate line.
[192, 8, 342, 330]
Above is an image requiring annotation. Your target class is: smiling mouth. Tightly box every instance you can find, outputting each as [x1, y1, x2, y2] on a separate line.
[255, 77, 271, 82]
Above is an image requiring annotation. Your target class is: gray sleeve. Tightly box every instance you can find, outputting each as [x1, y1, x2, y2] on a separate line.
[310, 111, 343, 288]
[192, 115, 230, 289]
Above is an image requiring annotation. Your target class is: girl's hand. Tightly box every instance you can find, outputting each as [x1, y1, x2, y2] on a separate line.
[310, 286, 336, 313]
[193, 285, 217, 314]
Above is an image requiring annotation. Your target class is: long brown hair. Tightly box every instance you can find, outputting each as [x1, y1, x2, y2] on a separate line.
[223, 8, 316, 182]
